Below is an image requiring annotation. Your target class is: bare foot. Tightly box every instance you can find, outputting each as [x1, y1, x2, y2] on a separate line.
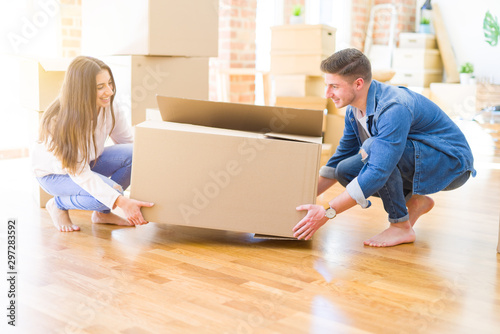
[91, 211, 133, 226]
[407, 195, 434, 227]
[46, 198, 80, 232]
[363, 221, 416, 247]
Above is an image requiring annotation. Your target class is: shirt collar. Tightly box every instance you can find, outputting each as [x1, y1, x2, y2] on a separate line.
[365, 80, 378, 117]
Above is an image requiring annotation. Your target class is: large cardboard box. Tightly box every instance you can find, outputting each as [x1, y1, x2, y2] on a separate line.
[497, 215, 500, 253]
[274, 75, 325, 97]
[275, 96, 328, 111]
[20, 58, 71, 111]
[82, 0, 218, 57]
[271, 24, 336, 55]
[393, 49, 443, 70]
[30, 110, 53, 208]
[399, 33, 437, 49]
[102, 56, 209, 125]
[130, 96, 324, 238]
[270, 52, 328, 76]
[323, 114, 345, 153]
[392, 69, 443, 88]
[429, 83, 476, 118]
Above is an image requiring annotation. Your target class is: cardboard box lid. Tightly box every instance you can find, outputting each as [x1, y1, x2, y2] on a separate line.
[271, 24, 336, 33]
[156, 95, 324, 138]
[37, 58, 72, 72]
[399, 32, 436, 40]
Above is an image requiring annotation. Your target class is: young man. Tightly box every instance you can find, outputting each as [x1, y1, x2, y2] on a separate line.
[293, 48, 475, 247]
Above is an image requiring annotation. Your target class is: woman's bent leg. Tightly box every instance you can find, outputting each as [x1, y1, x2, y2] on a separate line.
[38, 173, 118, 213]
[90, 144, 133, 190]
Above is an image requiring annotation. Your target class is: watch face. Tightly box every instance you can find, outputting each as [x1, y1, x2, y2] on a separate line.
[325, 208, 336, 219]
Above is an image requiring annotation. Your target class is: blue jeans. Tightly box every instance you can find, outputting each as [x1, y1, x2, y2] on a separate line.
[335, 140, 470, 223]
[37, 144, 133, 213]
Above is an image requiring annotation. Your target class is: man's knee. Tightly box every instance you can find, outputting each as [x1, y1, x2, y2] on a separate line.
[360, 138, 374, 162]
[360, 148, 368, 160]
[335, 154, 362, 187]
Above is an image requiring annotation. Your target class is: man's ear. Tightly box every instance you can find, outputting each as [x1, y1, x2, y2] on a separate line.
[354, 77, 365, 90]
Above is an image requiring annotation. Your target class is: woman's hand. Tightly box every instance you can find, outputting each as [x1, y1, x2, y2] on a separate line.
[115, 195, 154, 226]
[293, 204, 329, 240]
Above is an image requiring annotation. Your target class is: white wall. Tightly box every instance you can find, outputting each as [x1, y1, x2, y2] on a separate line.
[432, 0, 500, 83]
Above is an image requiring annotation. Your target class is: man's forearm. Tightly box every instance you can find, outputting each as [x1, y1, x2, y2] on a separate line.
[317, 176, 337, 195]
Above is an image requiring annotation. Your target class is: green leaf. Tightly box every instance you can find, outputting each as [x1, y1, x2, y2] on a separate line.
[483, 10, 499, 46]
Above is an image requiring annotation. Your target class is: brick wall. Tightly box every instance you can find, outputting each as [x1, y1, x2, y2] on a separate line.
[351, 0, 416, 51]
[60, 0, 81, 58]
[60, 0, 416, 103]
[209, 0, 257, 103]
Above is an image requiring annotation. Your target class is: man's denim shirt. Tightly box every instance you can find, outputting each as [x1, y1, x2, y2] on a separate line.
[320, 80, 476, 208]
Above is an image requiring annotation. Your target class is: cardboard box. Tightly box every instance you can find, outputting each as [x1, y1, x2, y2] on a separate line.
[20, 58, 71, 111]
[429, 83, 476, 118]
[399, 33, 437, 49]
[275, 96, 328, 111]
[497, 215, 500, 253]
[274, 75, 325, 97]
[270, 52, 328, 76]
[130, 96, 324, 238]
[34, 182, 53, 208]
[275, 96, 329, 131]
[323, 114, 345, 153]
[29, 110, 53, 208]
[392, 69, 443, 88]
[102, 56, 209, 125]
[82, 0, 218, 57]
[321, 143, 333, 167]
[271, 24, 336, 55]
[393, 49, 443, 70]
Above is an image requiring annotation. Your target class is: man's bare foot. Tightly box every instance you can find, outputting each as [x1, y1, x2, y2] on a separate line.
[91, 211, 133, 226]
[364, 221, 416, 247]
[407, 195, 434, 227]
[46, 198, 80, 232]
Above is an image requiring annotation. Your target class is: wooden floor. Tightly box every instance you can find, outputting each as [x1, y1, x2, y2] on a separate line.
[1, 120, 500, 334]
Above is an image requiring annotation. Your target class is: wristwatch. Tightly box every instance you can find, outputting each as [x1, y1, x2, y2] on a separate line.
[324, 205, 337, 219]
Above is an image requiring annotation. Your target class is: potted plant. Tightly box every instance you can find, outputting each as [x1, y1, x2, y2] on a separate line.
[459, 62, 474, 84]
[418, 17, 431, 33]
[290, 4, 304, 24]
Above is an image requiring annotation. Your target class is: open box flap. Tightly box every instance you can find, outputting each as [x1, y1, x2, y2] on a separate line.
[37, 58, 72, 72]
[137, 120, 265, 139]
[156, 95, 323, 137]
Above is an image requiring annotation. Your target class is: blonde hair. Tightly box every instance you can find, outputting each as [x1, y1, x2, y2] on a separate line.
[39, 56, 116, 174]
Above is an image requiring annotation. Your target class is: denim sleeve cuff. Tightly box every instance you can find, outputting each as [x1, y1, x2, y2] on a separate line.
[346, 177, 371, 208]
[319, 166, 336, 179]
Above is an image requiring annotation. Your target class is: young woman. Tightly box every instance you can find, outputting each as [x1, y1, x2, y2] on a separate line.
[32, 56, 153, 232]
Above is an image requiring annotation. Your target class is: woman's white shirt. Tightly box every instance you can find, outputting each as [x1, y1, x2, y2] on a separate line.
[32, 103, 133, 209]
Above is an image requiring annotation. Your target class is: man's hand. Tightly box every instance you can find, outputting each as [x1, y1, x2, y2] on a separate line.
[293, 204, 329, 240]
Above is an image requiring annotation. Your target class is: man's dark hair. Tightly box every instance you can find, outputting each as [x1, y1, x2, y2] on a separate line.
[320, 48, 372, 83]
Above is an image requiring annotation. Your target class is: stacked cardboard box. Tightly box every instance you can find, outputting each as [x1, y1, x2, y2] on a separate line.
[271, 24, 336, 111]
[81, 0, 219, 125]
[21, 58, 72, 207]
[392, 33, 443, 88]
